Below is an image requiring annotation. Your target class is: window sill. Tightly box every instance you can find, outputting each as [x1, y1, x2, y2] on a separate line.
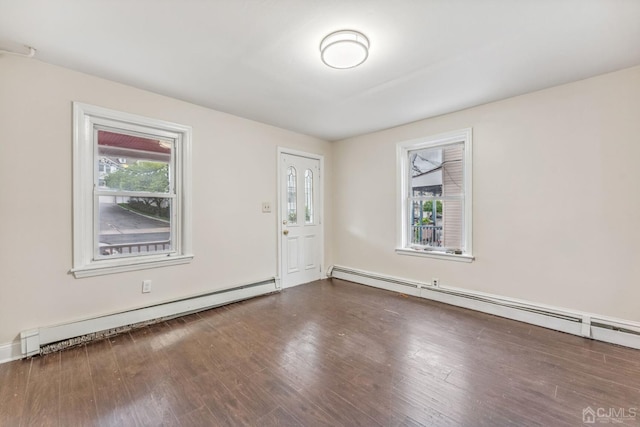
[71, 254, 194, 278]
[395, 248, 474, 263]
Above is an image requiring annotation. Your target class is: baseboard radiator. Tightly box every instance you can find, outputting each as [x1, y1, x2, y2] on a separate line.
[20, 277, 279, 357]
[329, 265, 640, 350]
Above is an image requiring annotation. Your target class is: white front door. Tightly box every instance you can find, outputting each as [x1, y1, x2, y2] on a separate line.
[279, 152, 322, 288]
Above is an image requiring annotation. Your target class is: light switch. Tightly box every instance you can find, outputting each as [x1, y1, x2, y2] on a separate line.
[262, 202, 271, 213]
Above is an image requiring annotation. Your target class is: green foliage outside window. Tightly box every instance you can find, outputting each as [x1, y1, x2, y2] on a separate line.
[105, 162, 170, 219]
[105, 162, 169, 192]
[422, 200, 442, 213]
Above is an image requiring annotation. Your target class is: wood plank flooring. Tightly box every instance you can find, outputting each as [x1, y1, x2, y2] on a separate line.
[1, 278, 639, 426]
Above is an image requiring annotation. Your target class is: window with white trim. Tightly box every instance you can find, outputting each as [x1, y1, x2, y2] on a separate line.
[72, 103, 193, 277]
[397, 128, 473, 262]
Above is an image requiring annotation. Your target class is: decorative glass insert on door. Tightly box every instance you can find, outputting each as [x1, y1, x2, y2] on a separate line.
[287, 166, 297, 223]
[304, 169, 314, 224]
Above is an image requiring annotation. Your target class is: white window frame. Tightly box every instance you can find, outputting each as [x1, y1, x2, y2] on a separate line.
[396, 128, 474, 262]
[71, 103, 193, 278]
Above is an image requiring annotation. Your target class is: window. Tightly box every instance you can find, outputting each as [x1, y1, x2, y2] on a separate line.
[72, 103, 193, 277]
[397, 128, 473, 262]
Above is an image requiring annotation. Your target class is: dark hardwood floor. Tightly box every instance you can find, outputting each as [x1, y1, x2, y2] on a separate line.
[1, 278, 639, 426]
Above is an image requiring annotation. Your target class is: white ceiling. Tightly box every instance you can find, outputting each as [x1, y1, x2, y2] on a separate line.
[1, 0, 639, 141]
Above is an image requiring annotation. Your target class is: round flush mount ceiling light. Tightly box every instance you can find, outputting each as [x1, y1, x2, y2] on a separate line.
[320, 30, 369, 69]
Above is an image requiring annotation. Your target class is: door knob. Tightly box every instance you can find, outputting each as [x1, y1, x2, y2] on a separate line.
[283, 230, 289, 235]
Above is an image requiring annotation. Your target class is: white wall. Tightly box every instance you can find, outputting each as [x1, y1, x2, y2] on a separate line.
[1, 55, 638, 352]
[332, 66, 640, 322]
[0, 57, 333, 346]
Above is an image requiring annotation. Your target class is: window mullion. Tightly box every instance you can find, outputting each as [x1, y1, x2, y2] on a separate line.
[94, 191, 175, 199]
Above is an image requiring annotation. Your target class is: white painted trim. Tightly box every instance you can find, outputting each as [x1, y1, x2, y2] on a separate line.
[395, 248, 474, 262]
[276, 147, 325, 289]
[396, 128, 473, 258]
[591, 326, 640, 349]
[71, 254, 194, 278]
[0, 340, 22, 364]
[21, 329, 39, 357]
[10, 278, 277, 361]
[330, 265, 640, 350]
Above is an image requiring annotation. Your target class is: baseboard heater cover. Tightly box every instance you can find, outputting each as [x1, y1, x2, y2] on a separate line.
[21, 277, 278, 357]
[329, 265, 640, 350]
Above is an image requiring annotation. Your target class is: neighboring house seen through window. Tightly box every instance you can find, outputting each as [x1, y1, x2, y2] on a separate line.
[397, 128, 473, 262]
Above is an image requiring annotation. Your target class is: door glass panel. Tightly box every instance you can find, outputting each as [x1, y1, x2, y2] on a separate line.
[304, 169, 314, 224]
[287, 166, 297, 223]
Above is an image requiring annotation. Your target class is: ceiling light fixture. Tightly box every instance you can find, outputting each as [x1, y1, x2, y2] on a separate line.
[320, 30, 369, 69]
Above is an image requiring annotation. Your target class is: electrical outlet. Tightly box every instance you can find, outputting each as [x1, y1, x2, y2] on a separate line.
[142, 280, 152, 293]
[432, 277, 439, 287]
[261, 202, 271, 213]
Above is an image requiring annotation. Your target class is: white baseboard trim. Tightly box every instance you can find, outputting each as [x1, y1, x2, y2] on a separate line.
[330, 265, 640, 350]
[0, 340, 22, 364]
[15, 277, 278, 360]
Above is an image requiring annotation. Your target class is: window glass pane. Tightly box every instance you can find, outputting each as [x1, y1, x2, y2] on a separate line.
[441, 143, 464, 197]
[411, 199, 443, 248]
[97, 130, 172, 193]
[410, 199, 464, 250]
[442, 199, 464, 250]
[98, 195, 171, 257]
[287, 166, 297, 223]
[410, 147, 442, 197]
[408, 142, 465, 251]
[304, 169, 313, 224]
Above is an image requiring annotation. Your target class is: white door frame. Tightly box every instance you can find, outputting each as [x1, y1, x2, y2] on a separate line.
[276, 147, 325, 288]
